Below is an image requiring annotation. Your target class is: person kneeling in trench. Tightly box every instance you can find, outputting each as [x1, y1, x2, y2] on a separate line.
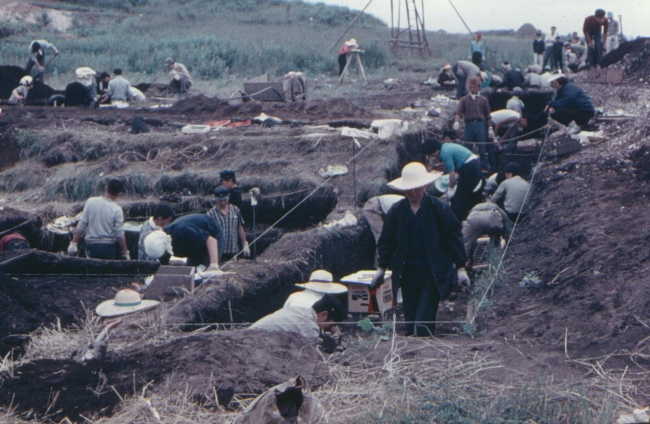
[144, 214, 224, 271]
[250, 294, 347, 353]
[370, 162, 469, 337]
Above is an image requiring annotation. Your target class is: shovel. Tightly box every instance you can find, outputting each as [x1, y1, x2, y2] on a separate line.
[71, 318, 122, 363]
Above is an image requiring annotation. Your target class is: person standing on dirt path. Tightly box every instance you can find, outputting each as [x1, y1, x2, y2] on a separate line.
[338, 38, 358, 77]
[107, 68, 131, 105]
[543, 26, 558, 70]
[583, 9, 608, 69]
[219, 169, 243, 211]
[369, 162, 468, 337]
[469, 33, 485, 65]
[490, 163, 531, 223]
[26, 39, 59, 83]
[422, 138, 484, 222]
[544, 75, 595, 127]
[68, 179, 130, 261]
[207, 186, 250, 262]
[250, 293, 347, 342]
[605, 12, 620, 54]
[138, 204, 175, 261]
[9, 76, 34, 104]
[452, 76, 495, 173]
[165, 57, 193, 94]
[533, 32, 545, 66]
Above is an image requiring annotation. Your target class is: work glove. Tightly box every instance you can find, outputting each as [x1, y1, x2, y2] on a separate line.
[121, 250, 130, 260]
[67, 241, 78, 256]
[447, 185, 457, 199]
[457, 268, 471, 292]
[488, 127, 495, 139]
[369, 268, 385, 291]
[242, 242, 251, 258]
[452, 121, 460, 131]
[206, 262, 220, 272]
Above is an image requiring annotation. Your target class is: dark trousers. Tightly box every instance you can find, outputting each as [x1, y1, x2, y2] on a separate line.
[587, 32, 603, 67]
[451, 159, 483, 222]
[551, 108, 593, 126]
[471, 51, 483, 65]
[170, 78, 192, 94]
[25, 54, 45, 83]
[542, 45, 554, 70]
[86, 243, 116, 260]
[400, 265, 441, 337]
[338, 54, 347, 76]
[455, 73, 467, 99]
[463, 121, 490, 170]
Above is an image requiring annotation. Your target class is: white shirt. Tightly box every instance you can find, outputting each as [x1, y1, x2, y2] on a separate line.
[249, 306, 320, 340]
[378, 194, 404, 214]
[491, 109, 521, 126]
[284, 290, 323, 309]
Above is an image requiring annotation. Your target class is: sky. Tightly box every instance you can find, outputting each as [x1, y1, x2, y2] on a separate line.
[303, 0, 649, 39]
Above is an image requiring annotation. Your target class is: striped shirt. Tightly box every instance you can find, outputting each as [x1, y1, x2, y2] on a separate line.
[206, 205, 243, 255]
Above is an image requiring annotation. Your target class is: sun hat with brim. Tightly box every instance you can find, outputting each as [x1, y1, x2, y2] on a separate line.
[548, 73, 565, 83]
[295, 269, 348, 294]
[434, 174, 450, 193]
[345, 38, 358, 47]
[387, 162, 442, 191]
[96, 289, 160, 317]
[144, 230, 173, 259]
[441, 62, 452, 70]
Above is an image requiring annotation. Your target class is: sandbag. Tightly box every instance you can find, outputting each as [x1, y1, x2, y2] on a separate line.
[232, 375, 325, 424]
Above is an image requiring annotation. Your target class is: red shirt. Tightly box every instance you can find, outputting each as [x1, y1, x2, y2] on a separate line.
[583, 15, 608, 37]
[339, 44, 354, 55]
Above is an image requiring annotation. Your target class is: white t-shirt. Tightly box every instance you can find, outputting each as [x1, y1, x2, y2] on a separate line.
[249, 306, 320, 340]
[490, 109, 521, 126]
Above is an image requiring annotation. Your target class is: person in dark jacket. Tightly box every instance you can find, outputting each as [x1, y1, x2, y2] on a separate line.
[496, 62, 525, 91]
[219, 169, 243, 211]
[162, 214, 224, 267]
[544, 75, 595, 126]
[369, 162, 468, 337]
[532, 32, 545, 66]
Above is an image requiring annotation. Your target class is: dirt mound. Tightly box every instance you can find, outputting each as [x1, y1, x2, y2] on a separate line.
[0, 331, 330, 421]
[516, 23, 537, 39]
[169, 94, 231, 114]
[135, 82, 175, 98]
[601, 38, 650, 68]
[617, 42, 650, 80]
[0, 65, 27, 99]
[265, 98, 370, 120]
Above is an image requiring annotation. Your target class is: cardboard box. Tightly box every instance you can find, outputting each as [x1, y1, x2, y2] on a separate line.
[340, 270, 395, 314]
[144, 265, 195, 300]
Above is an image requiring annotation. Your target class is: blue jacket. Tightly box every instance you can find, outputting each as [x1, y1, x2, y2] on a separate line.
[377, 196, 467, 299]
[533, 38, 545, 54]
[548, 81, 594, 114]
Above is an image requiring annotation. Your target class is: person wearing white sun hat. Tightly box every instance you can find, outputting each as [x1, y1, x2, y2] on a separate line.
[370, 162, 468, 337]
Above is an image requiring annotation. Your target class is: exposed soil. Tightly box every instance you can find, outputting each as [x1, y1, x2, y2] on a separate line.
[1, 43, 650, 422]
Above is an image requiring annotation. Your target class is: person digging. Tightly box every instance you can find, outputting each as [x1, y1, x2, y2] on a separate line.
[370, 162, 469, 337]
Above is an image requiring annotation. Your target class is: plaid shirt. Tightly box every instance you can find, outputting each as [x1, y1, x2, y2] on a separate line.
[207, 205, 244, 255]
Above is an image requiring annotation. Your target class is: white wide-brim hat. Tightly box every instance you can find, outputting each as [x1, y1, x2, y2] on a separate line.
[295, 269, 348, 294]
[434, 174, 450, 192]
[96, 289, 160, 317]
[387, 162, 442, 191]
[144, 230, 173, 259]
[345, 38, 358, 47]
[548, 73, 565, 83]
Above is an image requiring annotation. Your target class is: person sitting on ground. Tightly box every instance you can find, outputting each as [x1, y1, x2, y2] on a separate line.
[207, 186, 250, 262]
[496, 62, 525, 91]
[463, 202, 512, 273]
[544, 75, 595, 127]
[507, 87, 525, 113]
[107, 68, 131, 105]
[338, 38, 358, 77]
[138, 204, 175, 261]
[95, 71, 111, 105]
[9, 76, 34, 104]
[26, 39, 59, 83]
[469, 33, 485, 65]
[451, 60, 481, 99]
[219, 169, 243, 210]
[0, 232, 30, 252]
[68, 179, 129, 260]
[151, 214, 224, 268]
[166, 57, 193, 94]
[491, 163, 531, 223]
[422, 138, 484, 222]
[437, 63, 457, 88]
[452, 76, 495, 174]
[250, 293, 347, 342]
